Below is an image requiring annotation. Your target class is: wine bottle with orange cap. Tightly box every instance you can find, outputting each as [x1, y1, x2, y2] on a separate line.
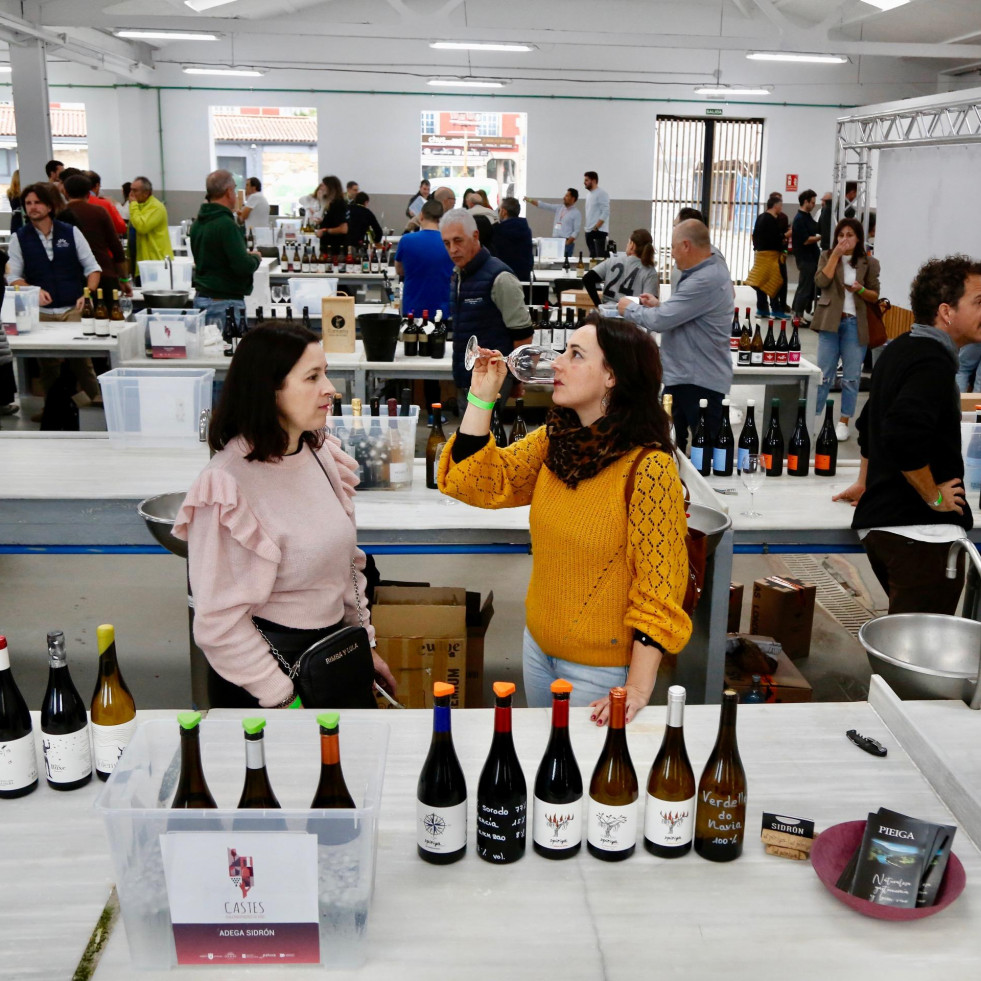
[533, 678, 582, 859]
[476, 681, 526, 864]
[417, 682, 467, 864]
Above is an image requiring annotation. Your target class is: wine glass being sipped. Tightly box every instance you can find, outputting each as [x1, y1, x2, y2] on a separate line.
[739, 453, 766, 517]
[464, 336, 560, 385]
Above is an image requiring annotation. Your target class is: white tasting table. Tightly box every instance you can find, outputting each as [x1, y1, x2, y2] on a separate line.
[6, 696, 981, 980]
[362, 347, 454, 403]
[7, 323, 121, 393]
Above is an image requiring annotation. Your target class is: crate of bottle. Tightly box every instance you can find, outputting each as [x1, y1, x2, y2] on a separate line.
[326, 402, 420, 490]
[94, 717, 389, 970]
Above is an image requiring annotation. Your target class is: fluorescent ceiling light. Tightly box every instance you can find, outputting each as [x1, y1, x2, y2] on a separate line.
[0, 66, 10, 73]
[183, 66, 266, 77]
[430, 41, 534, 52]
[695, 85, 771, 96]
[747, 52, 848, 64]
[428, 77, 507, 88]
[184, 0, 239, 10]
[858, 0, 910, 9]
[115, 30, 220, 41]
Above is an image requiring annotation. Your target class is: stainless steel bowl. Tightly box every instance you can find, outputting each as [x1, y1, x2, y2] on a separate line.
[138, 492, 189, 558]
[858, 613, 981, 701]
[142, 290, 191, 309]
[686, 502, 732, 557]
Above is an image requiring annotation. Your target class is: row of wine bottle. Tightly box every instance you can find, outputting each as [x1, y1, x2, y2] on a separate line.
[691, 397, 839, 478]
[417, 681, 747, 865]
[80, 287, 126, 338]
[0, 628, 136, 797]
[400, 310, 447, 358]
[277, 241, 394, 276]
[330, 395, 412, 490]
[730, 307, 802, 368]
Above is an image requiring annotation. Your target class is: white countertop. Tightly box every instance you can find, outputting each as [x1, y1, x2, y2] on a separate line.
[7, 323, 119, 353]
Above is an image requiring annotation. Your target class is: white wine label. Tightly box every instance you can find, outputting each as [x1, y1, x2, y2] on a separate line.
[533, 795, 582, 851]
[41, 727, 92, 783]
[0, 731, 39, 791]
[388, 462, 409, 484]
[644, 793, 695, 848]
[587, 798, 638, 852]
[91, 718, 137, 775]
[417, 799, 467, 855]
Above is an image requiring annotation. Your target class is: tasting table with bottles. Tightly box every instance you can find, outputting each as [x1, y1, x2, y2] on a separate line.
[6, 323, 122, 395]
[8, 684, 981, 980]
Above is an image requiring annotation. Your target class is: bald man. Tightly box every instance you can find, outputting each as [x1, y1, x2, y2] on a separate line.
[618, 220, 734, 451]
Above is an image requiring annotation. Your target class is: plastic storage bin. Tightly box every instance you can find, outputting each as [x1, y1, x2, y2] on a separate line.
[139, 258, 193, 292]
[95, 717, 389, 971]
[99, 367, 214, 449]
[134, 309, 209, 358]
[327, 403, 419, 490]
[0, 284, 40, 334]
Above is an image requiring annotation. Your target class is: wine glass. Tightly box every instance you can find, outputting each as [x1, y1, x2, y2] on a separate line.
[463, 336, 560, 385]
[739, 454, 766, 517]
[119, 295, 134, 320]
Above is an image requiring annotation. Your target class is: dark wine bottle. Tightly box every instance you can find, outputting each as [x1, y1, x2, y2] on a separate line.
[762, 320, 776, 366]
[417, 682, 467, 864]
[476, 682, 527, 864]
[402, 311, 418, 357]
[815, 399, 838, 476]
[509, 398, 528, 445]
[694, 690, 747, 862]
[788, 318, 802, 366]
[331, 393, 346, 443]
[533, 679, 583, 859]
[737, 320, 752, 366]
[761, 398, 784, 477]
[490, 396, 508, 447]
[90, 623, 136, 781]
[690, 398, 712, 477]
[729, 306, 741, 363]
[787, 398, 810, 477]
[0, 635, 38, 798]
[586, 687, 638, 861]
[349, 398, 373, 488]
[644, 685, 695, 858]
[775, 321, 789, 367]
[171, 711, 217, 809]
[399, 387, 412, 417]
[311, 712, 355, 808]
[40, 631, 92, 791]
[712, 398, 734, 477]
[750, 322, 764, 366]
[237, 717, 281, 809]
[737, 399, 759, 474]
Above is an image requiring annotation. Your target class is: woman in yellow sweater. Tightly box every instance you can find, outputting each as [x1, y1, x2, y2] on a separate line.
[438, 315, 691, 725]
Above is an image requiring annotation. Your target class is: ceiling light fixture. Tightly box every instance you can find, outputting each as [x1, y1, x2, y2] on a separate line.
[115, 30, 220, 41]
[747, 52, 848, 64]
[858, 0, 911, 10]
[183, 65, 266, 77]
[695, 85, 771, 96]
[183, 0, 240, 10]
[428, 77, 508, 88]
[0, 66, 11, 73]
[430, 41, 534, 52]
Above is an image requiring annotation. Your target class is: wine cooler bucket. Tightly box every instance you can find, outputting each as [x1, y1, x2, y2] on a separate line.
[357, 313, 402, 362]
[95, 717, 389, 970]
[326, 403, 420, 490]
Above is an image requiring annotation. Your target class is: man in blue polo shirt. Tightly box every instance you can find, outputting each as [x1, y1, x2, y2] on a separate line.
[395, 199, 454, 321]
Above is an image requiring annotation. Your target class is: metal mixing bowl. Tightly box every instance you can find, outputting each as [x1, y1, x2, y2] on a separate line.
[686, 502, 732, 557]
[142, 290, 191, 309]
[138, 492, 189, 558]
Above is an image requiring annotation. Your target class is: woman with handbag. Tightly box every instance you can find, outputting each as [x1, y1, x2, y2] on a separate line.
[438, 314, 692, 726]
[173, 322, 397, 709]
[812, 217, 881, 441]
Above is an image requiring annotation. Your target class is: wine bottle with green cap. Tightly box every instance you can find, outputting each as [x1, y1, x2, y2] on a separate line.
[311, 712, 355, 809]
[238, 718, 280, 809]
[90, 624, 136, 781]
[171, 711, 217, 809]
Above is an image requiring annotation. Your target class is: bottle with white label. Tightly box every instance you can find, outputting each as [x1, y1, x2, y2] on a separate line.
[93, 288, 110, 337]
[417, 682, 467, 864]
[587, 687, 638, 861]
[0, 635, 39, 798]
[90, 624, 136, 781]
[80, 287, 95, 336]
[386, 397, 410, 488]
[40, 630, 92, 790]
[533, 678, 582, 859]
[644, 685, 695, 857]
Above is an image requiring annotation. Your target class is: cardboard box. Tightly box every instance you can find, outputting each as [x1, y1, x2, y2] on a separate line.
[465, 590, 494, 708]
[960, 393, 981, 414]
[371, 587, 468, 708]
[559, 288, 595, 310]
[321, 295, 356, 353]
[728, 582, 744, 634]
[725, 639, 812, 703]
[749, 577, 816, 660]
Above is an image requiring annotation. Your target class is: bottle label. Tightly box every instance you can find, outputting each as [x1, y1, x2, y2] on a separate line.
[815, 454, 831, 471]
[750, 352, 763, 365]
[697, 788, 746, 850]
[417, 799, 467, 854]
[776, 352, 788, 366]
[737, 352, 751, 365]
[737, 448, 749, 472]
[763, 351, 776, 365]
[787, 454, 798, 471]
[690, 446, 703, 471]
[477, 795, 527, 861]
[729, 336, 739, 351]
[388, 461, 409, 484]
[91, 718, 137, 775]
[788, 351, 801, 365]
[587, 798, 638, 852]
[712, 448, 728, 472]
[645, 793, 695, 848]
[0, 731, 38, 791]
[761, 453, 772, 470]
[533, 794, 582, 851]
[41, 727, 92, 783]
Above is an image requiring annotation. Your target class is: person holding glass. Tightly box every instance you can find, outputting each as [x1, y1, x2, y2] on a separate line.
[812, 217, 881, 442]
[438, 314, 691, 726]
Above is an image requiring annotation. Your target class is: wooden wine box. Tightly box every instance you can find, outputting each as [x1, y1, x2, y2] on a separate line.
[749, 577, 816, 660]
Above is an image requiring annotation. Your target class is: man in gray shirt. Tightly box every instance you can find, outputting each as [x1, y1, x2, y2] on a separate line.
[526, 188, 581, 257]
[617, 219, 733, 451]
[583, 171, 610, 258]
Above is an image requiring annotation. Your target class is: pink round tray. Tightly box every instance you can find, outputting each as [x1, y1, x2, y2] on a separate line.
[810, 819, 966, 921]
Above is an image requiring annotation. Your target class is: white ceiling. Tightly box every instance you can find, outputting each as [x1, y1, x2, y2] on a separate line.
[4, 0, 981, 99]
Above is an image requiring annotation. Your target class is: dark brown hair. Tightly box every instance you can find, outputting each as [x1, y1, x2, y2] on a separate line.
[208, 322, 325, 461]
[629, 229, 655, 267]
[586, 313, 673, 451]
[21, 182, 59, 213]
[832, 217, 866, 268]
[910, 255, 981, 326]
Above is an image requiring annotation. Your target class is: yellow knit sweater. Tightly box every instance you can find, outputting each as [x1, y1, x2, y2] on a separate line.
[438, 426, 692, 666]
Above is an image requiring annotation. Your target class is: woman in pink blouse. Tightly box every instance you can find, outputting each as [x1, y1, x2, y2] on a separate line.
[173, 322, 396, 708]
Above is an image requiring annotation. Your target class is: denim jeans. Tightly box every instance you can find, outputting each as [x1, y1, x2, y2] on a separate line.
[816, 315, 865, 418]
[564, 240, 575, 259]
[193, 295, 246, 330]
[522, 627, 628, 708]
[957, 342, 981, 393]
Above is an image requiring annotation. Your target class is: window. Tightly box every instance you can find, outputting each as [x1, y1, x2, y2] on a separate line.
[421, 112, 436, 135]
[476, 113, 501, 137]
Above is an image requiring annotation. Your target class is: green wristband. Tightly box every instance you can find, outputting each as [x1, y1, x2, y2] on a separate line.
[466, 391, 496, 411]
[933, 491, 943, 507]
[287, 695, 303, 709]
[858, 286, 866, 295]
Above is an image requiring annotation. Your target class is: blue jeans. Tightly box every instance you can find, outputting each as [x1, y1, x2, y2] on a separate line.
[563, 241, 575, 259]
[193, 295, 246, 330]
[957, 342, 981, 393]
[816, 315, 865, 418]
[522, 628, 628, 708]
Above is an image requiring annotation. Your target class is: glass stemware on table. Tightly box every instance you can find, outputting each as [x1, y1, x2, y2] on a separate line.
[463, 335, 560, 385]
[739, 453, 766, 517]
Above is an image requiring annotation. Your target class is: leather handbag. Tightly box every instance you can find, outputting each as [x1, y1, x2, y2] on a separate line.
[865, 296, 890, 349]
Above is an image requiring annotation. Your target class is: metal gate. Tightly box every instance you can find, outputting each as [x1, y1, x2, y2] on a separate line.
[652, 116, 764, 284]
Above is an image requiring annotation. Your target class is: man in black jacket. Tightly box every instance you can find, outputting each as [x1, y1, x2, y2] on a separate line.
[833, 255, 981, 614]
[490, 197, 533, 283]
